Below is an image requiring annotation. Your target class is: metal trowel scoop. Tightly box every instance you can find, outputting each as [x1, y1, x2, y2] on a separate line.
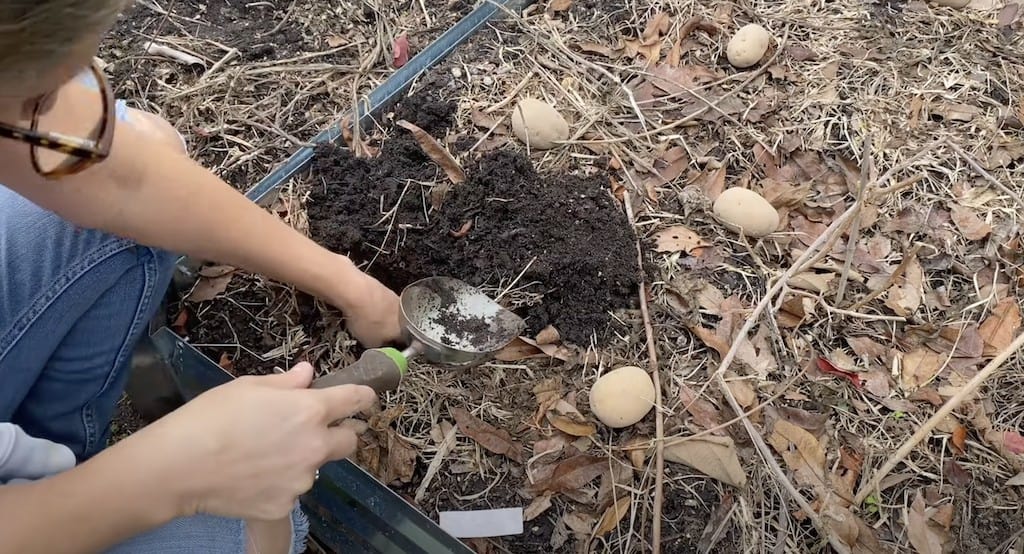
[311, 277, 525, 393]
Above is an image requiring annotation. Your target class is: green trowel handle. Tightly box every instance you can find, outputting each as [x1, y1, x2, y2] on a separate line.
[310, 348, 409, 394]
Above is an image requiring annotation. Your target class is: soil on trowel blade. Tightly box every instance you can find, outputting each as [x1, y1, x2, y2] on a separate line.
[433, 306, 492, 348]
[307, 98, 639, 345]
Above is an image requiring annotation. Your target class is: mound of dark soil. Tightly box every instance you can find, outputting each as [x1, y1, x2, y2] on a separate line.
[307, 102, 639, 345]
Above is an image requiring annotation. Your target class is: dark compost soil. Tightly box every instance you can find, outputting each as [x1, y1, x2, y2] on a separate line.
[306, 94, 640, 346]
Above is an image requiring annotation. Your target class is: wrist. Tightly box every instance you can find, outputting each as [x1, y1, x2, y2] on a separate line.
[324, 254, 372, 312]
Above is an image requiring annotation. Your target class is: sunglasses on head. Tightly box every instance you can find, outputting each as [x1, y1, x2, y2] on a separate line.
[0, 60, 115, 180]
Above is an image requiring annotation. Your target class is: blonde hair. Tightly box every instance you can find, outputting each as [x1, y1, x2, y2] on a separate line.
[0, 1, 127, 82]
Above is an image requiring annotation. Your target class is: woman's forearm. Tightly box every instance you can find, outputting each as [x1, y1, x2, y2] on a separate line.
[18, 136, 369, 312]
[0, 441, 180, 554]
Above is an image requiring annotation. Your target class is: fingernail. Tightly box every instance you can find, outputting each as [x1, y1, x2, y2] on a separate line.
[358, 386, 378, 406]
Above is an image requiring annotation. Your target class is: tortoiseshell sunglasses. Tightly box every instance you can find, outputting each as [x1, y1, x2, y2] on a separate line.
[0, 60, 115, 179]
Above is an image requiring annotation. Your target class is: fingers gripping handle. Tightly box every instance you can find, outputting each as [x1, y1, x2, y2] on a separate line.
[310, 348, 409, 394]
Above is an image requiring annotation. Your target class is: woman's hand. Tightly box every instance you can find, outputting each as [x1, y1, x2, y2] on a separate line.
[327, 256, 403, 347]
[341, 272, 403, 347]
[121, 362, 376, 521]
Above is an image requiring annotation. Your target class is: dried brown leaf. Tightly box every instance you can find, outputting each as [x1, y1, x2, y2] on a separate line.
[935, 324, 985, 358]
[187, 266, 236, 303]
[943, 459, 972, 487]
[907, 491, 952, 554]
[576, 41, 622, 59]
[535, 325, 560, 345]
[979, 297, 1022, 355]
[642, 11, 671, 44]
[679, 384, 723, 430]
[594, 495, 631, 536]
[654, 225, 710, 254]
[689, 325, 730, 358]
[726, 380, 757, 409]
[528, 454, 607, 494]
[524, 494, 553, 521]
[771, 406, 828, 436]
[452, 407, 524, 463]
[769, 420, 826, 492]
[396, 120, 466, 184]
[663, 436, 746, 487]
[900, 348, 944, 391]
[884, 255, 923, 316]
[698, 166, 727, 200]
[950, 205, 992, 241]
[325, 35, 346, 48]
[495, 337, 544, 361]
[383, 429, 417, 484]
[952, 425, 967, 455]
[998, 2, 1020, 26]
[648, 64, 722, 95]
[547, 400, 597, 437]
[863, 371, 892, 398]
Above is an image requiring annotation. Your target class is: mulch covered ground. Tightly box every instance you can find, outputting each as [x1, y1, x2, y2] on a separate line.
[105, 1, 1024, 552]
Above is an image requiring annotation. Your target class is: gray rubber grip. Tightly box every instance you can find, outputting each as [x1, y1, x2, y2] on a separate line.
[310, 349, 403, 393]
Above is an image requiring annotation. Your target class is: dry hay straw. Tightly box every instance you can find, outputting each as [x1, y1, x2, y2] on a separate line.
[104, 0, 459, 186]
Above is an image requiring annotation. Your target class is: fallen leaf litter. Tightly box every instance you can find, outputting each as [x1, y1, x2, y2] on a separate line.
[121, 0, 1024, 552]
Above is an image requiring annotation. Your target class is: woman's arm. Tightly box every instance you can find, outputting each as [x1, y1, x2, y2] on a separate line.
[0, 363, 375, 554]
[0, 444, 180, 554]
[0, 83, 400, 346]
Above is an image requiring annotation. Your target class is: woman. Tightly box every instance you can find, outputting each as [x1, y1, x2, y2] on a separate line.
[0, 1, 401, 552]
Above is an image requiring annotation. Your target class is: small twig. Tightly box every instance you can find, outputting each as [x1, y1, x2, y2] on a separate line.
[853, 328, 1024, 504]
[835, 134, 871, 305]
[484, 70, 535, 114]
[144, 41, 207, 67]
[415, 423, 458, 503]
[242, 119, 312, 147]
[946, 140, 1024, 213]
[137, 0, 168, 15]
[496, 257, 537, 301]
[416, 0, 432, 25]
[258, 0, 296, 39]
[623, 190, 664, 554]
[201, 48, 240, 80]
